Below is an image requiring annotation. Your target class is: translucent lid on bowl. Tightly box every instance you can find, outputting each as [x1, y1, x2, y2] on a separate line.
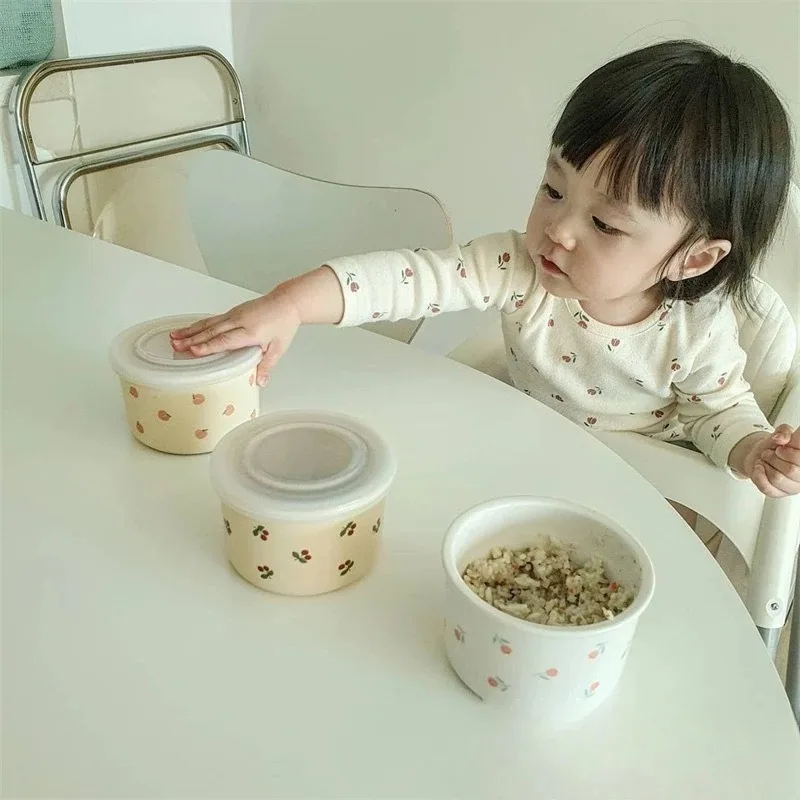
[210, 410, 398, 523]
[109, 314, 262, 389]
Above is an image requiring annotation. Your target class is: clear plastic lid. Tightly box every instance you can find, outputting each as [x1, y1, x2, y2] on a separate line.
[109, 314, 262, 389]
[210, 410, 398, 523]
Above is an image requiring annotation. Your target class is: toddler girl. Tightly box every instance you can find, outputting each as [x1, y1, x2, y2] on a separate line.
[171, 40, 799, 500]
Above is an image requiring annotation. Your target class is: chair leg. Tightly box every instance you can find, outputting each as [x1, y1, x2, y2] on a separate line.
[758, 626, 781, 661]
[786, 560, 800, 725]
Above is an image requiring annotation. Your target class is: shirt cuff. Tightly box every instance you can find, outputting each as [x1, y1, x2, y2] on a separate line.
[707, 419, 773, 477]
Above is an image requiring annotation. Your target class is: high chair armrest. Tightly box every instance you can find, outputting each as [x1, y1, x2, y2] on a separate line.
[748, 367, 800, 629]
[746, 493, 800, 629]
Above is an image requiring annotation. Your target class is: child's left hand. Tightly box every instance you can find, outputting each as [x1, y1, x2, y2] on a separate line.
[744, 425, 800, 498]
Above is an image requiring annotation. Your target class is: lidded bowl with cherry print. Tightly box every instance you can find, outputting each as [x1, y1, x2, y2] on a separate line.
[210, 410, 397, 595]
[109, 314, 261, 455]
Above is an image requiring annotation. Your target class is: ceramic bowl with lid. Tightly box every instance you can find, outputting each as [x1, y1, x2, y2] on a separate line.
[211, 410, 397, 595]
[109, 314, 262, 455]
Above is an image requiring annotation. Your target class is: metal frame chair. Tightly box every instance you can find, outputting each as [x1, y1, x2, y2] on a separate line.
[8, 46, 250, 235]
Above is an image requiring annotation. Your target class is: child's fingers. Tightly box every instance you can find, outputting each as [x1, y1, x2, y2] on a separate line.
[170, 315, 223, 340]
[786, 427, 800, 449]
[189, 327, 252, 357]
[770, 423, 794, 446]
[752, 461, 789, 498]
[761, 450, 800, 486]
[255, 362, 270, 387]
[761, 450, 800, 483]
[255, 341, 284, 386]
[176, 319, 240, 350]
[775, 443, 800, 467]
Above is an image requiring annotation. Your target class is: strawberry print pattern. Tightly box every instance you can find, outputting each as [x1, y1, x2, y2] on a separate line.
[537, 668, 559, 680]
[487, 676, 509, 691]
[345, 272, 359, 292]
[492, 635, 512, 654]
[453, 625, 466, 643]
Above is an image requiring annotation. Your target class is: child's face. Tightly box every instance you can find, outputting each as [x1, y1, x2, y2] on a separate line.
[525, 148, 690, 304]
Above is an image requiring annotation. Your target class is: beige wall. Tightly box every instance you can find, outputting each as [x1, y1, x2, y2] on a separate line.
[231, 1, 799, 243]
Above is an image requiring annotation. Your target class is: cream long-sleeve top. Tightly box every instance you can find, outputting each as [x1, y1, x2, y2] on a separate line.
[326, 230, 772, 470]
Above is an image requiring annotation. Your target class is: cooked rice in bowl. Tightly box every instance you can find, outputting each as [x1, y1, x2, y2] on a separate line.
[461, 535, 635, 626]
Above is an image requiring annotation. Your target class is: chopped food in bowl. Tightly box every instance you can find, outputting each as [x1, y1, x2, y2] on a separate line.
[462, 538, 635, 626]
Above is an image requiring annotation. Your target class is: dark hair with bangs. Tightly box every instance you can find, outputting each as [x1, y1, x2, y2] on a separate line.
[552, 39, 793, 309]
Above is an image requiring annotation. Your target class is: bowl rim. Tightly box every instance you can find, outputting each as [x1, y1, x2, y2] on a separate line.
[442, 495, 656, 638]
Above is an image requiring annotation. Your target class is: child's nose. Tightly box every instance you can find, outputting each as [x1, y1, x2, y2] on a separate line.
[545, 215, 577, 251]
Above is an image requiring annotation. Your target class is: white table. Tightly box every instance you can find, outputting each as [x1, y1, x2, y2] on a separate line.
[3, 209, 799, 800]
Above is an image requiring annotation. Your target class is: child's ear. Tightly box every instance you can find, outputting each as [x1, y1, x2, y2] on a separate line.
[667, 238, 732, 281]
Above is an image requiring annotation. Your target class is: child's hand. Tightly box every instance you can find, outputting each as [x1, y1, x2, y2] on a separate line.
[170, 291, 301, 386]
[739, 425, 800, 498]
[170, 267, 345, 385]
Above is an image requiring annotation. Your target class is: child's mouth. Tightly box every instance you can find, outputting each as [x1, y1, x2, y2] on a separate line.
[540, 256, 566, 276]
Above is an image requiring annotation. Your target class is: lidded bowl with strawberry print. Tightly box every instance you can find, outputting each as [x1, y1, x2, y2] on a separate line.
[109, 314, 262, 455]
[210, 410, 397, 595]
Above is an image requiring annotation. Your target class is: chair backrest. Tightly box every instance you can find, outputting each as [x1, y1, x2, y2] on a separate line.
[8, 47, 249, 271]
[186, 149, 453, 343]
[735, 181, 800, 418]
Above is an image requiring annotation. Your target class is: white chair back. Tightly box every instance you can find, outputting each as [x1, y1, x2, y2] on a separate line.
[736, 181, 800, 417]
[186, 149, 453, 343]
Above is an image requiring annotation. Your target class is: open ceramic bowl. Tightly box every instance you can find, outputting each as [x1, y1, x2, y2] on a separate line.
[211, 409, 397, 596]
[442, 496, 655, 730]
[109, 314, 262, 455]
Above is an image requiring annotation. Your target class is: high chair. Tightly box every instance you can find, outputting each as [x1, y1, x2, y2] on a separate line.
[8, 46, 250, 271]
[448, 183, 800, 721]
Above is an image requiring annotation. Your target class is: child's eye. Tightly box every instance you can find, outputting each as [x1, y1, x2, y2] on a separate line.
[592, 216, 620, 236]
[543, 183, 562, 201]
